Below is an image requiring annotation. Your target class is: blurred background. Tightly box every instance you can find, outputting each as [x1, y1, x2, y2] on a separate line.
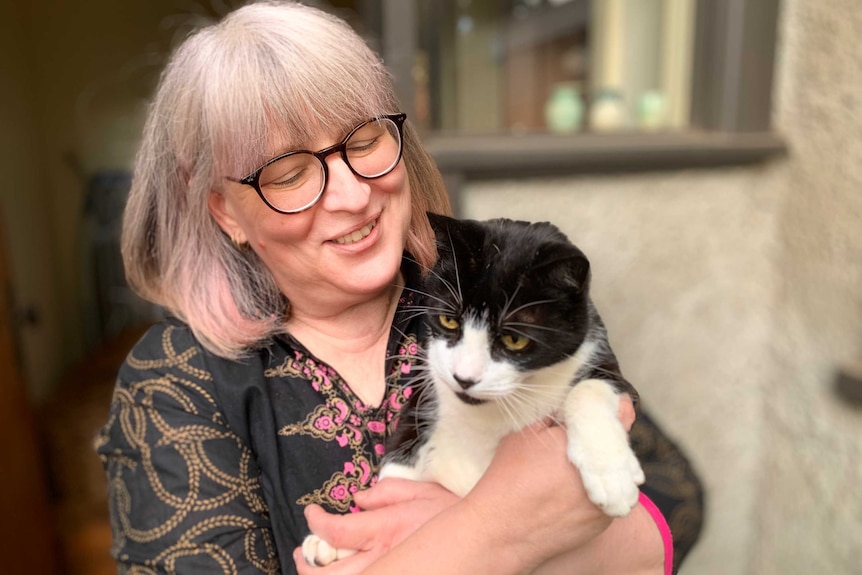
[1, 0, 860, 574]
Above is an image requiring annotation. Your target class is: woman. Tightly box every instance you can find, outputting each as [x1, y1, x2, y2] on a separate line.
[97, 2, 702, 574]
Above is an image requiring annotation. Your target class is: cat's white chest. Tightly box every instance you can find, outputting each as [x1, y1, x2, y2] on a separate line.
[419, 407, 509, 496]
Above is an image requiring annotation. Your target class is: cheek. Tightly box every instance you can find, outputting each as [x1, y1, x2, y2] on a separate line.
[381, 162, 410, 198]
[247, 210, 313, 250]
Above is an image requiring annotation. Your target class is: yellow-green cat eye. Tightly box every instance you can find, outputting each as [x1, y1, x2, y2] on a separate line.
[438, 315, 460, 330]
[500, 333, 530, 351]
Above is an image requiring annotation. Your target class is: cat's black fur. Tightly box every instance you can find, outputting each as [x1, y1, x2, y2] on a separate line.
[302, 213, 644, 567]
[385, 214, 638, 467]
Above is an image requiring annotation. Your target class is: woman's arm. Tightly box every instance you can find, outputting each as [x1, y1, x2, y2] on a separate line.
[96, 323, 278, 574]
[295, 423, 665, 575]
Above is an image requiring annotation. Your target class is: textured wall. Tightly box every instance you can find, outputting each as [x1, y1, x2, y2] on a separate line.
[461, 0, 862, 572]
[755, 0, 862, 572]
[462, 167, 779, 575]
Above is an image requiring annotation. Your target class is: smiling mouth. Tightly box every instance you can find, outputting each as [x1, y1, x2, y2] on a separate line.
[334, 219, 377, 245]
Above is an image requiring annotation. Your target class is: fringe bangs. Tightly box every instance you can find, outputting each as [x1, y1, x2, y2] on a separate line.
[200, 3, 398, 182]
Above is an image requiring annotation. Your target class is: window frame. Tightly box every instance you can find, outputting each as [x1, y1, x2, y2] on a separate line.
[375, 0, 785, 192]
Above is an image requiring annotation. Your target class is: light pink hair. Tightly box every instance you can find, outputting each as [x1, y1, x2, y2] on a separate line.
[122, 1, 450, 358]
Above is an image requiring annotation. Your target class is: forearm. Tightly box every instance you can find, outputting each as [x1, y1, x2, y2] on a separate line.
[360, 495, 534, 575]
[533, 498, 666, 575]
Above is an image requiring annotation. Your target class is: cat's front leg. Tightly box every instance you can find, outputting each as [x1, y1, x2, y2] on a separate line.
[563, 379, 645, 517]
[378, 460, 425, 482]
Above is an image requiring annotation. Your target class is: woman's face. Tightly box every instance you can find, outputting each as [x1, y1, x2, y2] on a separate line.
[210, 126, 412, 317]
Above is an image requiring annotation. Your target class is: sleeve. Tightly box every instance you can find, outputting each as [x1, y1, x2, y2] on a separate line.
[95, 323, 281, 574]
[631, 408, 705, 575]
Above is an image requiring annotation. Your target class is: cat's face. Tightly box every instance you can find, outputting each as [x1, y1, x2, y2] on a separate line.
[422, 214, 592, 406]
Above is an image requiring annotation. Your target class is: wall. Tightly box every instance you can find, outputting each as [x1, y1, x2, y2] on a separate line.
[2, 0, 860, 571]
[461, 0, 862, 573]
[755, 0, 862, 572]
[1, 0, 190, 402]
[0, 1, 63, 403]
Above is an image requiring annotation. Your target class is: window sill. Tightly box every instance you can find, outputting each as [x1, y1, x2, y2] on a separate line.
[423, 130, 787, 179]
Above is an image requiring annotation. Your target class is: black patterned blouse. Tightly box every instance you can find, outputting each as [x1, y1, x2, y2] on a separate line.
[96, 261, 703, 575]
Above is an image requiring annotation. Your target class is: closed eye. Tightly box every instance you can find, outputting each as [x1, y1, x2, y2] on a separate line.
[346, 136, 381, 155]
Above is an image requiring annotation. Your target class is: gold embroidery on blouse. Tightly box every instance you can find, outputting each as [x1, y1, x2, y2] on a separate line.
[98, 325, 276, 574]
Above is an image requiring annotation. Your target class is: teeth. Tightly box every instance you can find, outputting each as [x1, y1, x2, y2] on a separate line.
[335, 220, 376, 245]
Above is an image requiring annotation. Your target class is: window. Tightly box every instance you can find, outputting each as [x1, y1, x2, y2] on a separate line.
[411, 0, 693, 135]
[332, 0, 785, 178]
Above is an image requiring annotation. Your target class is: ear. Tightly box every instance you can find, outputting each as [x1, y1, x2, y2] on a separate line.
[425, 212, 456, 243]
[427, 213, 487, 254]
[208, 190, 247, 244]
[531, 242, 591, 292]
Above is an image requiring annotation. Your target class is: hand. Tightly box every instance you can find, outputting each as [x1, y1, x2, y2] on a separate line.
[294, 479, 458, 575]
[462, 391, 639, 572]
[618, 392, 636, 432]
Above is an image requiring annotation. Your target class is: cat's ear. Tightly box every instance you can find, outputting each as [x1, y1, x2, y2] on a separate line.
[425, 212, 454, 239]
[426, 212, 485, 255]
[532, 243, 591, 292]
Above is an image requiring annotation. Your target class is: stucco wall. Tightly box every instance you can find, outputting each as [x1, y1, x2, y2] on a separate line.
[461, 0, 862, 573]
[755, 0, 862, 572]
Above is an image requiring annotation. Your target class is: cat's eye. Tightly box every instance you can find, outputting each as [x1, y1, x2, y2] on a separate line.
[438, 315, 460, 330]
[500, 333, 531, 351]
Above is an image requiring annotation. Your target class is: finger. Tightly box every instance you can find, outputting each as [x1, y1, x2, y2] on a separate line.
[356, 478, 453, 510]
[294, 545, 374, 575]
[354, 478, 419, 510]
[617, 393, 636, 432]
[304, 505, 371, 551]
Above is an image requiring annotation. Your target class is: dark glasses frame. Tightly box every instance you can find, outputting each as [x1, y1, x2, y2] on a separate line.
[227, 113, 407, 214]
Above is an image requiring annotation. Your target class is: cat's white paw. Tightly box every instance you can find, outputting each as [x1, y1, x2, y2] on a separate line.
[564, 379, 646, 517]
[301, 534, 356, 567]
[571, 444, 645, 517]
[378, 461, 423, 482]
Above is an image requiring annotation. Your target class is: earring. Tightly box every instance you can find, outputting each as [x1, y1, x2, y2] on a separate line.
[230, 235, 248, 251]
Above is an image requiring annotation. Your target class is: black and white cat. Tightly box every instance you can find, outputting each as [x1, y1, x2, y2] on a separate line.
[303, 214, 644, 566]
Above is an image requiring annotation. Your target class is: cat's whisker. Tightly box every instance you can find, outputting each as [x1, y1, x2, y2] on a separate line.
[502, 298, 561, 321]
[500, 283, 523, 323]
[399, 286, 455, 311]
[443, 228, 464, 308]
[379, 215, 639, 516]
[504, 322, 571, 336]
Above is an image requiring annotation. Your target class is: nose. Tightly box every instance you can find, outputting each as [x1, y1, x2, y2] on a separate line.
[454, 375, 478, 390]
[319, 155, 370, 213]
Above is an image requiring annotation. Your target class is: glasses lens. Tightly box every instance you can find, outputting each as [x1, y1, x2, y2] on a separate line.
[345, 118, 402, 178]
[258, 153, 324, 213]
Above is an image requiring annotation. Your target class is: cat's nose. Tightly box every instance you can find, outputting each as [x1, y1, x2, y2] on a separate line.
[454, 375, 477, 390]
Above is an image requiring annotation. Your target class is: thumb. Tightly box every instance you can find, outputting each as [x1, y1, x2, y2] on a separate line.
[354, 478, 420, 510]
[304, 505, 367, 551]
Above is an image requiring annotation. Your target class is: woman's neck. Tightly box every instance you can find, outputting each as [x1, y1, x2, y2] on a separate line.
[284, 280, 404, 407]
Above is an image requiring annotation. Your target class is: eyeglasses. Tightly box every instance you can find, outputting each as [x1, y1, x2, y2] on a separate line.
[229, 113, 407, 214]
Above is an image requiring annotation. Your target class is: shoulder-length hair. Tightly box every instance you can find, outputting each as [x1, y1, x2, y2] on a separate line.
[122, 1, 451, 358]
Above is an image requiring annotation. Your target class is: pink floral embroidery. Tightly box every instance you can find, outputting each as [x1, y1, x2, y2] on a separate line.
[285, 329, 424, 513]
[314, 415, 334, 431]
[336, 433, 350, 447]
[359, 460, 372, 483]
[330, 485, 348, 500]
